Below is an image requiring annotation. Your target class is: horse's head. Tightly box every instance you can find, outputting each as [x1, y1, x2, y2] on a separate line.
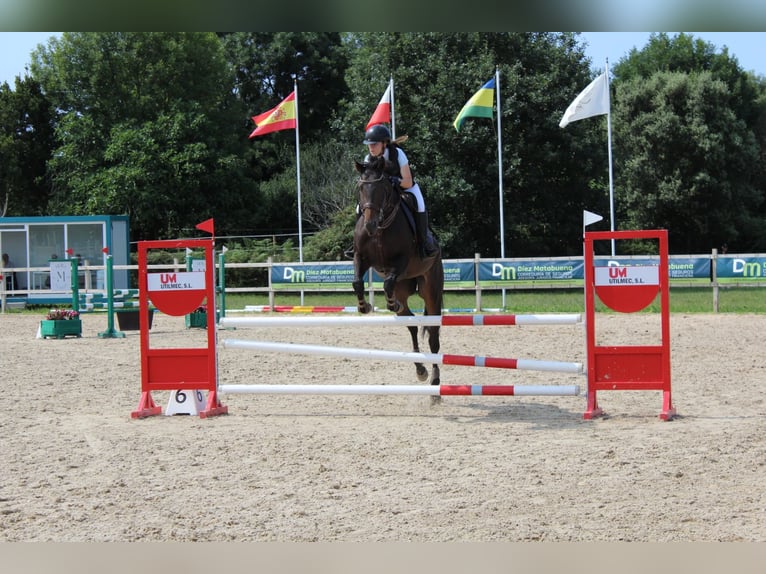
[354, 156, 398, 235]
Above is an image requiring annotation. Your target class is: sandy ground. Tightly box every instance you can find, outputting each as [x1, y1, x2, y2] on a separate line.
[0, 309, 764, 542]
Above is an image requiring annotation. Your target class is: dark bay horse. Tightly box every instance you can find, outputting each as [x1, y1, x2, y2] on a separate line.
[352, 156, 445, 387]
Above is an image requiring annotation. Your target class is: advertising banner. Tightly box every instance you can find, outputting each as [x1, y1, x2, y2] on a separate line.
[269, 255, 766, 289]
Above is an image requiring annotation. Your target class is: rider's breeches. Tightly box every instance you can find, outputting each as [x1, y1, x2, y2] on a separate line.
[405, 183, 426, 212]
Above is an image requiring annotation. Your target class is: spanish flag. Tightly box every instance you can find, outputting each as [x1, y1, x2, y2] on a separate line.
[453, 78, 495, 132]
[249, 90, 297, 138]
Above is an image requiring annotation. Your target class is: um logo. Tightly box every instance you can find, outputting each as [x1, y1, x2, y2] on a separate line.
[608, 267, 627, 278]
[283, 267, 306, 283]
[160, 273, 177, 283]
[491, 263, 516, 281]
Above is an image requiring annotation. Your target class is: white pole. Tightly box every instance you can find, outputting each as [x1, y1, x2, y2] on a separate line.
[219, 313, 582, 329]
[218, 384, 581, 396]
[605, 59, 616, 256]
[293, 79, 304, 304]
[222, 339, 583, 374]
[389, 77, 395, 139]
[495, 67, 506, 309]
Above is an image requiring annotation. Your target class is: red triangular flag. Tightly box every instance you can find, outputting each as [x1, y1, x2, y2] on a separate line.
[366, 82, 392, 130]
[196, 218, 215, 235]
[102, 247, 109, 254]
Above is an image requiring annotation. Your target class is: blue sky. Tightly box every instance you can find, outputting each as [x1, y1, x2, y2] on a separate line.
[580, 32, 766, 75]
[1, 32, 764, 87]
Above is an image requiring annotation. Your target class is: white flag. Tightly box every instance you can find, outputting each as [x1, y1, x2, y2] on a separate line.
[583, 210, 603, 228]
[559, 72, 609, 128]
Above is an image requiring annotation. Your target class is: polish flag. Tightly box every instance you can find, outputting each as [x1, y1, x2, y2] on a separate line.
[366, 81, 392, 130]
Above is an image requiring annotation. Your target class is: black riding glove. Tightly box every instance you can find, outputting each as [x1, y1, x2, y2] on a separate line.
[389, 176, 402, 188]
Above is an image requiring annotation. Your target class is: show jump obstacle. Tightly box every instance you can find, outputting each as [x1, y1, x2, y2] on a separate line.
[583, 229, 675, 420]
[131, 231, 227, 419]
[131, 224, 675, 421]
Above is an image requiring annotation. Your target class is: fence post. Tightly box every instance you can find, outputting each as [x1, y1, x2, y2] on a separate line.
[711, 248, 719, 313]
[474, 252, 481, 312]
[218, 250, 226, 319]
[267, 257, 274, 310]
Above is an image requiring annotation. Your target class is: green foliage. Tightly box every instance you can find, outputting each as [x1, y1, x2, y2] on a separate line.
[303, 205, 357, 261]
[0, 76, 55, 216]
[341, 32, 604, 258]
[613, 37, 766, 252]
[33, 32, 256, 240]
[1, 32, 765, 260]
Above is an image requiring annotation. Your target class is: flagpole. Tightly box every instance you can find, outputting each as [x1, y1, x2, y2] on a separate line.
[606, 59, 616, 256]
[294, 79, 304, 304]
[495, 67, 506, 309]
[389, 77, 395, 139]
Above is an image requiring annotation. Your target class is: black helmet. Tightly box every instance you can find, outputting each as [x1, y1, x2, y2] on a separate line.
[363, 124, 391, 144]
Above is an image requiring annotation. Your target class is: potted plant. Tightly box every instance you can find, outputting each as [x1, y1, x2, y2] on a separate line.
[115, 307, 155, 331]
[185, 304, 209, 329]
[40, 308, 82, 339]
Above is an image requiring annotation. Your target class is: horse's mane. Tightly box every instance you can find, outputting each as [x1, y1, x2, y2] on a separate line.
[362, 155, 397, 177]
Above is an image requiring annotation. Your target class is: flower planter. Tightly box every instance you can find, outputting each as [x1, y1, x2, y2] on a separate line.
[116, 309, 154, 331]
[40, 319, 82, 339]
[185, 311, 208, 329]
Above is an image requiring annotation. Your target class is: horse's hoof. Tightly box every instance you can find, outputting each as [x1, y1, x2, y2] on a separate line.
[358, 303, 372, 314]
[416, 365, 428, 381]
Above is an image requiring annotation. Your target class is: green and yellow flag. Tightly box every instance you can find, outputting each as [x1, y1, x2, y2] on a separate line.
[453, 78, 495, 132]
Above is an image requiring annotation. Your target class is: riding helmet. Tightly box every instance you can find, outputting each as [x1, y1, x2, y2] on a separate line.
[363, 124, 391, 144]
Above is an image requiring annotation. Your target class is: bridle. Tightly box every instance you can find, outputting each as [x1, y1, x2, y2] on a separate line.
[357, 173, 400, 231]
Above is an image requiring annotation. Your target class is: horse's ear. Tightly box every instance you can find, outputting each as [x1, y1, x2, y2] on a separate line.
[354, 160, 365, 174]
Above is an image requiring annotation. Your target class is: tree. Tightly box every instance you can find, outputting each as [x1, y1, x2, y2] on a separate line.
[614, 71, 763, 252]
[0, 76, 55, 216]
[30, 32, 256, 240]
[336, 32, 606, 257]
[612, 33, 766, 252]
[220, 32, 351, 237]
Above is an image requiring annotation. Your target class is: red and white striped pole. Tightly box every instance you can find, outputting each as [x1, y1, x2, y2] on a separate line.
[218, 313, 581, 329]
[218, 383, 580, 396]
[222, 339, 583, 374]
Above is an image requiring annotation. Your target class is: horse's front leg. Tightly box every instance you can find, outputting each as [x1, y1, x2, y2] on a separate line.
[352, 255, 372, 314]
[383, 274, 402, 313]
[426, 325, 441, 387]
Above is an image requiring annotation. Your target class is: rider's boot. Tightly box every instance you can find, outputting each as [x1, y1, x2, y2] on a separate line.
[416, 211, 437, 258]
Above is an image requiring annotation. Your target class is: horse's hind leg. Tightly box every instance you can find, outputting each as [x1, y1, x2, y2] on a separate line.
[396, 283, 427, 382]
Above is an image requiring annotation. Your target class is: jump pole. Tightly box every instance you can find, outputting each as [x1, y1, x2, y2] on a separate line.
[219, 383, 580, 396]
[218, 313, 582, 329]
[222, 339, 583, 374]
